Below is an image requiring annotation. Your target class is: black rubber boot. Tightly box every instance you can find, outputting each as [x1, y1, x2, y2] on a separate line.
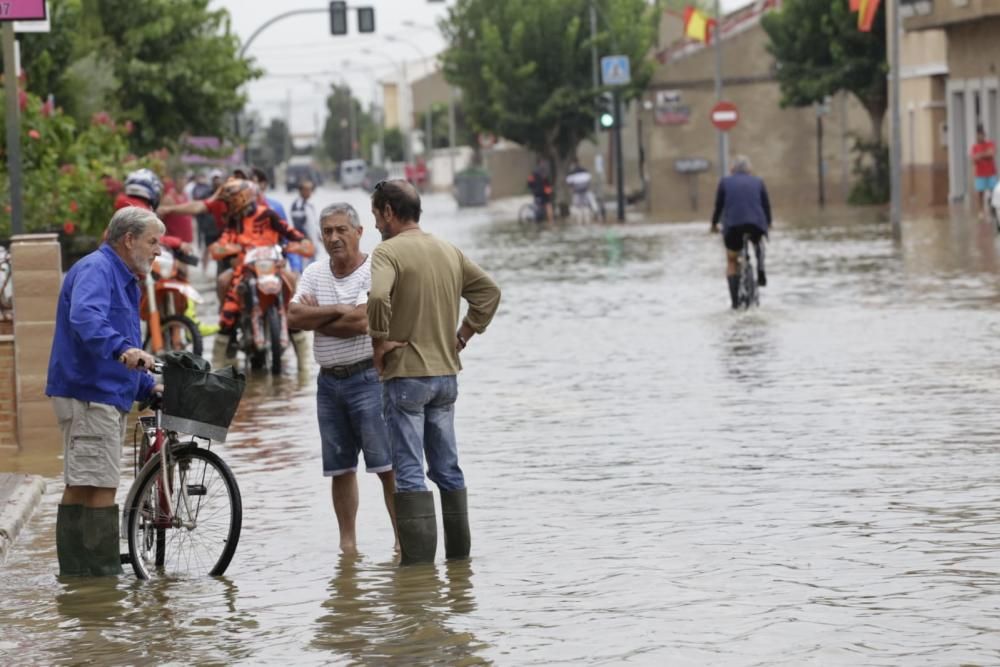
[440, 488, 470, 560]
[394, 491, 437, 565]
[81, 505, 124, 576]
[56, 504, 88, 576]
[727, 275, 740, 309]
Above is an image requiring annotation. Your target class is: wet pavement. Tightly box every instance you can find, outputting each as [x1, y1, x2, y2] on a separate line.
[2, 190, 1000, 664]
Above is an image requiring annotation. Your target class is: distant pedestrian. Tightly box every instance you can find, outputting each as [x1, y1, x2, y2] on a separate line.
[46, 206, 163, 576]
[367, 180, 501, 564]
[288, 203, 397, 555]
[971, 125, 997, 221]
[289, 180, 321, 271]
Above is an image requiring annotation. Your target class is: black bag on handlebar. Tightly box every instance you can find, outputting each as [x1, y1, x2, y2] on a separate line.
[160, 351, 246, 442]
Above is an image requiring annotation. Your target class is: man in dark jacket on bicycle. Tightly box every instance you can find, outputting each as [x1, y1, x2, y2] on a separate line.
[46, 206, 163, 576]
[710, 154, 772, 309]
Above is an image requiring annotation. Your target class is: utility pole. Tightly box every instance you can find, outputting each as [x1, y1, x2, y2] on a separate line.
[614, 91, 625, 222]
[713, 0, 728, 178]
[816, 101, 826, 208]
[889, 0, 903, 239]
[2, 24, 23, 235]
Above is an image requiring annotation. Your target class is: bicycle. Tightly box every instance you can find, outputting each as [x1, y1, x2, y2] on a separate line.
[0, 245, 12, 321]
[736, 233, 761, 309]
[122, 361, 243, 580]
[517, 196, 547, 225]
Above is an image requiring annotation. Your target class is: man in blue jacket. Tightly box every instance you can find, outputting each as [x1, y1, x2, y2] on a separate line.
[46, 206, 163, 576]
[710, 155, 772, 308]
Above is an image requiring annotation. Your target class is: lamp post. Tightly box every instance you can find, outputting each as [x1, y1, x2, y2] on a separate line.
[360, 48, 412, 164]
[384, 34, 434, 158]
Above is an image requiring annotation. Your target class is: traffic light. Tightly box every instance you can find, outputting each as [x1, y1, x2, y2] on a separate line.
[357, 7, 375, 33]
[598, 92, 616, 130]
[330, 1, 347, 35]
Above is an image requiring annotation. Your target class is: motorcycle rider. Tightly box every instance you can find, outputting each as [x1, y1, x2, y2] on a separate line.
[206, 178, 314, 368]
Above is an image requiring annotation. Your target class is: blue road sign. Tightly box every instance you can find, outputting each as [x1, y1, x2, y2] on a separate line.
[601, 55, 631, 87]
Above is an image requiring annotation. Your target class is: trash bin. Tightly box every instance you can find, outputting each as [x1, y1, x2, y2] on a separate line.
[453, 169, 491, 207]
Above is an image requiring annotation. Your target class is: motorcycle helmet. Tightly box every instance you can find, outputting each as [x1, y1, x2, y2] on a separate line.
[218, 177, 257, 219]
[123, 168, 164, 210]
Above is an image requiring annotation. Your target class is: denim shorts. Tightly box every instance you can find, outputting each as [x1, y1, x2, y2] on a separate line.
[975, 175, 998, 192]
[316, 367, 392, 476]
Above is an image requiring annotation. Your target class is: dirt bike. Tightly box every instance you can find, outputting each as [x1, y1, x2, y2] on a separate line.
[141, 248, 204, 357]
[231, 242, 310, 375]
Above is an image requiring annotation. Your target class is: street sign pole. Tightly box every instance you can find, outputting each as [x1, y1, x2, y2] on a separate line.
[601, 54, 631, 223]
[3, 23, 23, 235]
[614, 90, 625, 222]
[713, 0, 727, 178]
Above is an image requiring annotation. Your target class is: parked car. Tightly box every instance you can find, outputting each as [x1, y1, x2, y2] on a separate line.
[339, 159, 368, 189]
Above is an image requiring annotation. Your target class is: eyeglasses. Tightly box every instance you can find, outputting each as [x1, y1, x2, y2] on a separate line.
[373, 180, 385, 192]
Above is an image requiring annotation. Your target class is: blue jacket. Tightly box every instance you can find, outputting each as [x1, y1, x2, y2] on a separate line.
[711, 173, 772, 233]
[46, 244, 156, 412]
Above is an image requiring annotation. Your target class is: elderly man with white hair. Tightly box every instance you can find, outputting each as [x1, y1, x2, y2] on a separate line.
[46, 206, 165, 576]
[710, 154, 772, 308]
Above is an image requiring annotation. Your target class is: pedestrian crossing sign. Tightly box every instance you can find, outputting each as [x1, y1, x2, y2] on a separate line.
[601, 55, 631, 87]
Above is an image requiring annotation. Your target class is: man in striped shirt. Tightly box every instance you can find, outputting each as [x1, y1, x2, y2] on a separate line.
[288, 203, 397, 555]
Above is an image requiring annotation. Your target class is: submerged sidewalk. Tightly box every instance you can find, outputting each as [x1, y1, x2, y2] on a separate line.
[0, 473, 45, 563]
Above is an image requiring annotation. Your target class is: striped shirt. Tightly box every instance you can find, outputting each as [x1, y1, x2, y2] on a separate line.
[291, 255, 372, 367]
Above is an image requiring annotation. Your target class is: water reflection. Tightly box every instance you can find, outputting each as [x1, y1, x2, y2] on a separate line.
[312, 555, 488, 665]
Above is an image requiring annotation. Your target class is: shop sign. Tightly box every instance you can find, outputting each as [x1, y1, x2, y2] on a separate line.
[655, 90, 690, 126]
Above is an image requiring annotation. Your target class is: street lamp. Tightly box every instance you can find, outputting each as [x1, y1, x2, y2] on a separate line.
[360, 47, 413, 163]
[384, 35, 434, 157]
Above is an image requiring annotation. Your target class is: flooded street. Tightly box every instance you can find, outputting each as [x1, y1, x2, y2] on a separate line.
[3, 189, 1000, 664]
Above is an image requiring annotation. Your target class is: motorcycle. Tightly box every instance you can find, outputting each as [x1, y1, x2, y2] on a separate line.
[232, 242, 310, 374]
[140, 247, 204, 356]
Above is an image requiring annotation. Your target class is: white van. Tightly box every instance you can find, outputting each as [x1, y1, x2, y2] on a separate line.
[339, 159, 368, 189]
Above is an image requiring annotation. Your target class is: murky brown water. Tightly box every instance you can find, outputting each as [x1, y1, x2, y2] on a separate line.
[3, 192, 1000, 664]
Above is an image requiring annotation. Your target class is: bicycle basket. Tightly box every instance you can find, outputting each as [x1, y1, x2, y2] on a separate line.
[160, 351, 246, 442]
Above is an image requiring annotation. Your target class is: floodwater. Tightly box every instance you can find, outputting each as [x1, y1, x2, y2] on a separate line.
[2, 190, 1000, 665]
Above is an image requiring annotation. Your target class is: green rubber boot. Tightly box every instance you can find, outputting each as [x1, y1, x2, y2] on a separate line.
[56, 504, 88, 576]
[394, 491, 437, 565]
[440, 488, 470, 560]
[81, 505, 124, 576]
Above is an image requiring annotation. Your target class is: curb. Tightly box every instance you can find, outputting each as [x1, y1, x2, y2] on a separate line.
[0, 474, 46, 564]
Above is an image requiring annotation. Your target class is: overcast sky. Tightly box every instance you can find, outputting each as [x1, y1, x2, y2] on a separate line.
[212, 0, 753, 137]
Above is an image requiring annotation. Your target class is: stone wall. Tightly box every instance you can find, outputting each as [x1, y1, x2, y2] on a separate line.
[10, 234, 62, 453]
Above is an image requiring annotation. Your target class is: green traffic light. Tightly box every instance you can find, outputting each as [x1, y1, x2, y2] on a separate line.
[600, 112, 614, 128]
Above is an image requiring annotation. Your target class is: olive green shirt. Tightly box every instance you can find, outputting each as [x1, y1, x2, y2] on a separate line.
[367, 230, 501, 380]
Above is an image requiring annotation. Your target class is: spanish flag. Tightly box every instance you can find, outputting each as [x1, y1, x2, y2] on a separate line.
[856, 0, 880, 31]
[683, 6, 716, 43]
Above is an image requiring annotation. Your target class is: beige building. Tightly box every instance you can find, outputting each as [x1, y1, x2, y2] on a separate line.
[644, 1, 871, 222]
[903, 1, 1000, 205]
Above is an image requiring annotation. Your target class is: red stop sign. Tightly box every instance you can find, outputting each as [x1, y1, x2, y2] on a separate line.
[710, 101, 739, 131]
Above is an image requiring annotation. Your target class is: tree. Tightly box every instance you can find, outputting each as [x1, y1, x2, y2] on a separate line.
[322, 84, 369, 164]
[761, 0, 888, 202]
[18, 0, 259, 152]
[440, 0, 656, 200]
[265, 119, 292, 166]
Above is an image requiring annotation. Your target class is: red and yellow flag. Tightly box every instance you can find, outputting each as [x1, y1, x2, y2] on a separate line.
[856, 0, 880, 31]
[683, 6, 716, 43]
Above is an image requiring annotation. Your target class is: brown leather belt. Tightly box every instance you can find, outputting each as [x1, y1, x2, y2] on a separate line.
[320, 358, 374, 379]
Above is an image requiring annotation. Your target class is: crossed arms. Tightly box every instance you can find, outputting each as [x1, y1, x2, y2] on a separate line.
[287, 295, 368, 338]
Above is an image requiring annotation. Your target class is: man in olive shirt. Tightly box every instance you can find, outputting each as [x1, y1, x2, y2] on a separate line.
[367, 180, 501, 564]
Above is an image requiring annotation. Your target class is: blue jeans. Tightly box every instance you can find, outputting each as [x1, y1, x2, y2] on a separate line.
[382, 376, 464, 493]
[316, 367, 392, 476]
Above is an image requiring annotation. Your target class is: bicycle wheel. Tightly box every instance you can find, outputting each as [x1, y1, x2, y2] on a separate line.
[126, 443, 242, 579]
[517, 203, 536, 225]
[737, 248, 757, 309]
[144, 314, 203, 357]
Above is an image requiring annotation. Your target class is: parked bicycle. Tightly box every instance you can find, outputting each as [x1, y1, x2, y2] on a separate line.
[518, 196, 548, 226]
[122, 359, 243, 580]
[736, 233, 762, 309]
[0, 245, 12, 321]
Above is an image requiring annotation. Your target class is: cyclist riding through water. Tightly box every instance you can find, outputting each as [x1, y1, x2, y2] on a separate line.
[710, 155, 772, 309]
